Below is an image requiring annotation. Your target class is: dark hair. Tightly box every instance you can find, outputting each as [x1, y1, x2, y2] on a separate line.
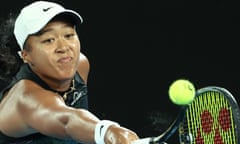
[0, 13, 23, 85]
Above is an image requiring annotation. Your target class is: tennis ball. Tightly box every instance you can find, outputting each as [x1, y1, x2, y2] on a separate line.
[168, 79, 196, 105]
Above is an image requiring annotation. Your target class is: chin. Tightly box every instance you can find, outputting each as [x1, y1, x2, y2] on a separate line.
[58, 71, 75, 79]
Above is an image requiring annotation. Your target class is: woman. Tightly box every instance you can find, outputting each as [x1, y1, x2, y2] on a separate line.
[0, 1, 139, 144]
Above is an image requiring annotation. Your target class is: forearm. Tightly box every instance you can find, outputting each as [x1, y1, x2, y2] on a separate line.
[64, 109, 100, 143]
[28, 106, 137, 144]
[64, 109, 125, 144]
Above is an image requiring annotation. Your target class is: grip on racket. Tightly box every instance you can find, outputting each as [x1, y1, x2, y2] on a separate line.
[131, 137, 151, 144]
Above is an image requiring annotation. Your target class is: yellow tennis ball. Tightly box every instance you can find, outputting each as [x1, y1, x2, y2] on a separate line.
[168, 79, 196, 105]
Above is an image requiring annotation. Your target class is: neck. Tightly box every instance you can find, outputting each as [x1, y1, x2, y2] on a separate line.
[55, 79, 74, 92]
[40, 76, 73, 92]
[55, 79, 76, 101]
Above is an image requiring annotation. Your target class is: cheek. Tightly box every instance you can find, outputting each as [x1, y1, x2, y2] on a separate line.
[73, 40, 81, 51]
[70, 42, 81, 58]
[73, 36, 81, 49]
[30, 50, 52, 65]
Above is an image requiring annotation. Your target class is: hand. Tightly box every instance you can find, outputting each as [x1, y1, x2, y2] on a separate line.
[104, 125, 139, 144]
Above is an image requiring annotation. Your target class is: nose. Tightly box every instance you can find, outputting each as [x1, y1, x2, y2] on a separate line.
[55, 38, 70, 53]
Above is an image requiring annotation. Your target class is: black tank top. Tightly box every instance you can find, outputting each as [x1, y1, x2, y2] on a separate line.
[0, 64, 88, 144]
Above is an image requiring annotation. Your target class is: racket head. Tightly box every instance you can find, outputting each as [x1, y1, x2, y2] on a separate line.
[178, 86, 240, 143]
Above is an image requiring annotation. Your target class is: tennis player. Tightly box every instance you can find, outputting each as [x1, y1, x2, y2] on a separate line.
[0, 1, 139, 143]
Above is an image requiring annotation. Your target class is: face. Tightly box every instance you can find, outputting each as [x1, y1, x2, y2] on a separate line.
[22, 19, 81, 82]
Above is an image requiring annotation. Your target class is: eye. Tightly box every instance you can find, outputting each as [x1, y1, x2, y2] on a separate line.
[42, 38, 55, 43]
[65, 33, 75, 39]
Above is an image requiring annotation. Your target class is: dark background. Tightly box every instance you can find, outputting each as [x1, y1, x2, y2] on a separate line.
[1, 0, 238, 143]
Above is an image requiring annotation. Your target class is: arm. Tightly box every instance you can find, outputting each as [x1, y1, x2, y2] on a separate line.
[13, 81, 138, 144]
[17, 80, 99, 143]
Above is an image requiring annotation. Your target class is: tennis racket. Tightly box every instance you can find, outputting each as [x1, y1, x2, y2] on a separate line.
[179, 86, 240, 143]
[132, 86, 240, 144]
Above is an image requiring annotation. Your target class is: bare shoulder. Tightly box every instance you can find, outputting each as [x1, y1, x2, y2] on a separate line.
[77, 52, 90, 83]
[0, 80, 66, 136]
[0, 80, 58, 114]
[6, 80, 64, 109]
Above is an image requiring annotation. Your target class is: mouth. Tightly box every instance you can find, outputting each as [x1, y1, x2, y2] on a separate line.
[58, 56, 72, 64]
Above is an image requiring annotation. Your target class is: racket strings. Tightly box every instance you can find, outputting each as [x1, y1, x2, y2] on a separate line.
[179, 91, 237, 144]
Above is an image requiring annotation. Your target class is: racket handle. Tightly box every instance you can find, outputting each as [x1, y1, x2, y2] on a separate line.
[131, 138, 151, 144]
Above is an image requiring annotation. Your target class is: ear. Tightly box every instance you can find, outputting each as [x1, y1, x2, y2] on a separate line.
[21, 50, 30, 63]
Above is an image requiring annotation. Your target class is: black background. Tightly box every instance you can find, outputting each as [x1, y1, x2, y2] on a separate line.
[1, 0, 238, 143]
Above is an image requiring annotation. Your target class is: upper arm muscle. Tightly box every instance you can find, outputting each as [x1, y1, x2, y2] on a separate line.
[17, 80, 72, 138]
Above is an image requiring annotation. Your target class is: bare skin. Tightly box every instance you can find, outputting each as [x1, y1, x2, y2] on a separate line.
[0, 19, 139, 144]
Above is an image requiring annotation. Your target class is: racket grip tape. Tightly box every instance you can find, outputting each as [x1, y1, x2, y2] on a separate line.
[131, 137, 152, 144]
